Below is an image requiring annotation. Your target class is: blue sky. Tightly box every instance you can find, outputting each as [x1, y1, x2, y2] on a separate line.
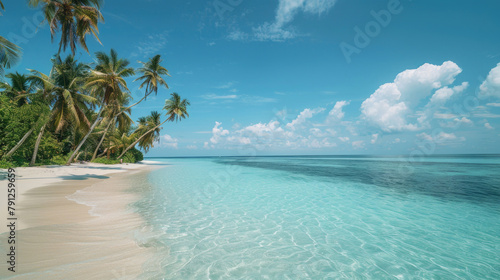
[2, 0, 500, 156]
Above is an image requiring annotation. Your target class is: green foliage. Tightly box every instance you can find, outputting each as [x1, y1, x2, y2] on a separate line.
[91, 157, 120, 164]
[0, 100, 50, 158]
[91, 147, 143, 164]
[123, 147, 143, 163]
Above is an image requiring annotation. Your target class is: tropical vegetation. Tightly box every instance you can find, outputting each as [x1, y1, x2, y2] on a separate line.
[0, 1, 190, 168]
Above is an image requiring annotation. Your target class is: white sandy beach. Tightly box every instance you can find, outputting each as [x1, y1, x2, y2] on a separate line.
[0, 161, 164, 280]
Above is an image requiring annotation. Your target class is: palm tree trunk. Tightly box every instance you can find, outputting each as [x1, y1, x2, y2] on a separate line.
[90, 92, 151, 162]
[2, 127, 35, 160]
[30, 124, 46, 166]
[91, 119, 114, 161]
[66, 104, 106, 165]
[117, 119, 168, 160]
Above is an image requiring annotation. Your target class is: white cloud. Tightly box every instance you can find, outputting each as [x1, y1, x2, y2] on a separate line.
[440, 117, 473, 128]
[232, 0, 338, 41]
[487, 103, 500, 107]
[327, 100, 350, 122]
[417, 131, 466, 145]
[187, 145, 198, 150]
[227, 30, 248, 41]
[160, 134, 179, 149]
[210, 122, 230, 144]
[479, 63, 500, 98]
[370, 133, 379, 144]
[455, 117, 473, 125]
[310, 138, 337, 148]
[485, 122, 494, 130]
[361, 61, 463, 132]
[433, 113, 457, 119]
[352, 140, 365, 149]
[338, 137, 350, 142]
[242, 120, 285, 137]
[429, 82, 468, 104]
[286, 108, 325, 130]
[132, 32, 168, 57]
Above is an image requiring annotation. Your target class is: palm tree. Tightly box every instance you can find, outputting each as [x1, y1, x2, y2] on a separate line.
[136, 111, 162, 153]
[28, 0, 104, 55]
[90, 96, 132, 161]
[33, 55, 94, 133]
[66, 49, 134, 164]
[135, 54, 170, 97]
[91, 54, 170, 160]
[0, 72, 33, 106]
[22, 55, 95, 164]
[0, 72, 48, 160]
[0, 2, 22, 75]
[117, 93, 190, 159]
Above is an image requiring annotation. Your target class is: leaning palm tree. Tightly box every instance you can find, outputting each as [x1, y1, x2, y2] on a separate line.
[136, 111, 162, 153]
[90, 54, 170, 160]
[28, 0, 104, 55]
[117, 92, 190, 159]
[66, 49, 134, 164]
[0, 3, 22, 75]
[134, 54, 170, 97]
[90, 96, 132, 161]
[15, 55, 95, 163]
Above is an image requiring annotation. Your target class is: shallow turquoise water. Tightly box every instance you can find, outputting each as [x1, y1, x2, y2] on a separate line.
[137, 156, 500, 279]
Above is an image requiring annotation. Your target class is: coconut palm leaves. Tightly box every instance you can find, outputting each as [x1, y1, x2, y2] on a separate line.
[0, 72, 33, 106]
[28, 0, 104, 55]
[135, 111, 162, 153]
[30, 55, 94, 133]
[164, 92, 190, 122]
[86, 49, 134, 104]
[1, 2, 22, 74]
[66, 49, 134, 164]
[117, 93, 190, 159]
[0, 37, 21, 75]
[135, 54, 170, 97]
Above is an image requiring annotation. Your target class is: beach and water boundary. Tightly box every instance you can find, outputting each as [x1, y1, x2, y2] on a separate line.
[1, 155, 499, 279]
[0, 161, 165, 280]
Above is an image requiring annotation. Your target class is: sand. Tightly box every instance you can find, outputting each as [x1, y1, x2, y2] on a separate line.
[0, 161, 164, 280]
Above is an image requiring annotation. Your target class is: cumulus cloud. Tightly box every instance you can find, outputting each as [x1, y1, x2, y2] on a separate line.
[429, 82, 468, 104]
[210, 122, 230, 144]
[370, 133, 379, 144]
[327, 100, 350, 122]
[286, 108, 325, 130]
[361, 61, 463, 132]
[485, 122, 494, 130]
[479, 63, 500, 98]
[160, 134, 179, 149]
[338, 137, 350, 142]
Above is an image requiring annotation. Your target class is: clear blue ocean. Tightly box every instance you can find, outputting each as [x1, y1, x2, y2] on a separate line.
[135, 155, 500, 279]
